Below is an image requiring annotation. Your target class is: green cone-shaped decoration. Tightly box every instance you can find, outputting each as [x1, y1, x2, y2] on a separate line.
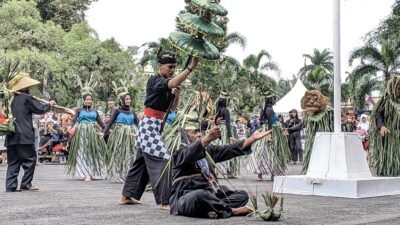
[191, 0, 228, 16]
[169, 31, 219, 60]
[168, 0, 228, 60]
[178, 13, 225, 38]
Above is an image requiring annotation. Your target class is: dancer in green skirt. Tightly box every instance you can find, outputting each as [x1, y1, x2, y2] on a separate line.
[370, 76, 400, 176]
[213, 92, 240, 178]
[248, 93, 290, 181]
[103, 92, 139, 182]
[67, 92, 107, 181]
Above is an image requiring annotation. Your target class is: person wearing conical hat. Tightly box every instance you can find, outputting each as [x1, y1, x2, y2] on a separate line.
[5, 73, 56, 192]
[103, 92, 139, 182]
[120, 50, 199, 210]
[67, 90, 107, 181]
[169, 111, 270, 219]
[370, 76, 400, 176]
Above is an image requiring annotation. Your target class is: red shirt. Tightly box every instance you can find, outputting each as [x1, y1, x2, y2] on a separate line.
[0, 114, 6, 124]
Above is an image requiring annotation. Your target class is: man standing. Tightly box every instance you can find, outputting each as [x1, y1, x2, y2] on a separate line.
[5, 73, 56, 192]
[120, 51, 199, 210]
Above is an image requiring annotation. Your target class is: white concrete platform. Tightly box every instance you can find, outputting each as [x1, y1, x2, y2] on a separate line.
[273, 175, 400, 198]
[273, 132, 400, 198]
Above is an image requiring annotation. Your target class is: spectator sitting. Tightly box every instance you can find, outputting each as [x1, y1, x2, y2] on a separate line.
[356, 126, 367, 139]
[247, 114, 260, 135]
[38, 120, 61, 154]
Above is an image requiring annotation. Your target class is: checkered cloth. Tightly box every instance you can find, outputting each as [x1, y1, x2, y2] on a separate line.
[137, 116, 170, 160]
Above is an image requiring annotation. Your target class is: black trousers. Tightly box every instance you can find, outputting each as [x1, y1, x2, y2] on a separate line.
[289, 134, 302, 162]
[177, 186, 249, 219]
[6, 144, 37, 191]
[122, 149, 170, 205]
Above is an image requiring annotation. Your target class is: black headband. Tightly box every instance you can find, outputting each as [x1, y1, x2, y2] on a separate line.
[157, 50, 177, 64]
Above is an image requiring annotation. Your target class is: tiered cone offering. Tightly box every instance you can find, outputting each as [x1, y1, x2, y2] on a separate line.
[169, 0, 228, 60]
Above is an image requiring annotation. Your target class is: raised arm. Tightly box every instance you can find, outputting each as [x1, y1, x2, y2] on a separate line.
[208, 129, 270, 163]
[167, 57, 199, 88]
[26, 95, 52, 114]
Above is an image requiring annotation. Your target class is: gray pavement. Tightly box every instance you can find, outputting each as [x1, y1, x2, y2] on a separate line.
[1, 163, 400, 225]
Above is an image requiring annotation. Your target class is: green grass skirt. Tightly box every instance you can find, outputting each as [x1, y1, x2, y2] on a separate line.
[106, 124, 137, 182]
[247, 125, 291, 176]
[66, 123, 107, 179]
[370, 97, 400, 176]
[214, 124, 241, 178]
[302, 111, 332, 173]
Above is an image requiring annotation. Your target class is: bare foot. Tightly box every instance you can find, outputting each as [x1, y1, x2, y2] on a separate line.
[160, 205, 170, 210]
[119, 196, 143, 205]
[83, 176, 92, 181]
[232, 206, 254, 216]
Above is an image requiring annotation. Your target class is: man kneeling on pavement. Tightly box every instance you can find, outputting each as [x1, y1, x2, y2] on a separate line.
[170, 112, 270, 219]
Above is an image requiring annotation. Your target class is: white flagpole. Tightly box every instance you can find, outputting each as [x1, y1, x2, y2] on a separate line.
[333, 0, 341, 133]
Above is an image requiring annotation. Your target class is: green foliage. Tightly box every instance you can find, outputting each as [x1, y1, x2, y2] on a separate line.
[0, 0, 139, 109]
[0, 0, 97, 31]
[349, 41, 400, 82]
[248, 191, 284, 221]
[299, 48, 333, 98]
[276, 78, 294, 101]
[299, 48, 333, 77]
[342, 71, 382, 110]
[35, 0, 97, 31]
[368, 0, 400, 43]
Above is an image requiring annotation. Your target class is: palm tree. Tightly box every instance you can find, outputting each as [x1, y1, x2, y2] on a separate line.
[243, 50, 280, 75]
[243, 50, 279, 99]
[302, 66, 332, 98]
[217, 32, 247, 53]
[349, 41, 400, 83]
[299, 48, 333, 80]
[342, 71, 382, 110]
[353, 76, 381, 110]
[138, 38, 172, 67]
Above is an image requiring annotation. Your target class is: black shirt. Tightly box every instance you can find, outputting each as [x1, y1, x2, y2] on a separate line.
[144, 74, 174, 112]
[5, 93, 51, 146]
[170, 140, 251, 216]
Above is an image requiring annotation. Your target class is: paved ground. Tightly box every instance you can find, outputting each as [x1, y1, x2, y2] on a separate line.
[1, 163, 400, 225]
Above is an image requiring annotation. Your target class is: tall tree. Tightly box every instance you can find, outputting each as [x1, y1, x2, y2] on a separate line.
[0, 0, 66, 100]
[349, 41, 400, 82]
[0, 0, 97, 31]
[299, 48, 333, 79]
[0, 1, 137, 107]
[368, 0, 400, 43]
[243, 50, 279, 75]
[303, 66, 332, 97]
[342, 72, 382, 110]
[35, 0, 97, 31]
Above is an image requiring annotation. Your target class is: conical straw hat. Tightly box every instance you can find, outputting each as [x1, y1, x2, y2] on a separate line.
[7, 72, 40, 91]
